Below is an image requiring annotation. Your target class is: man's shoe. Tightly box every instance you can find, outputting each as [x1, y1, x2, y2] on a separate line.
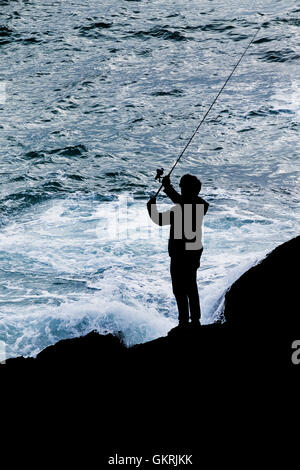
[190, 320, 201, 328]
[178, 321, 189, 328]
[168, 323, 189, 336]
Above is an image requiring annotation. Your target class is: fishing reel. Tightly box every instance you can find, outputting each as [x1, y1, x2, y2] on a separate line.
[155, 168, 164, 182]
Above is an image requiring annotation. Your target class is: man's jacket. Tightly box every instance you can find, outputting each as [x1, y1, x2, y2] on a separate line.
[147, 184, 209, 257]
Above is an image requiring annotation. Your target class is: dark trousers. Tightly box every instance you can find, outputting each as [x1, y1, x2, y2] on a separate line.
[170, 250, 202, 324]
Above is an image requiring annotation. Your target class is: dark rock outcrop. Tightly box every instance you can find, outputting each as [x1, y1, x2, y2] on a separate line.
[2, 237, 299, 457]
[224, 235, 299, 330]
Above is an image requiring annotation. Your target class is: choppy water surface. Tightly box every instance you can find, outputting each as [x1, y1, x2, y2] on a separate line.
[0, 0, 299, 358]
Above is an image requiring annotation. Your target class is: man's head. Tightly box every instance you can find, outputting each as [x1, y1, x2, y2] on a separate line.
[179, 174, 201, 197]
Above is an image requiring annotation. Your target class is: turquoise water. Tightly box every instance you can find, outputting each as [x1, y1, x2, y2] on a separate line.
[0, 0, 299, 358]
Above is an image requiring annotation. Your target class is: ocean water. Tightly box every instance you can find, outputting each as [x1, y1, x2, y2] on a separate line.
[0, 0, 299, 359]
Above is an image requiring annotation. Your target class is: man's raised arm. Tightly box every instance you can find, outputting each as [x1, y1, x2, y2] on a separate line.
[161, 175, 182, 204]
[147, 196, 172, 226]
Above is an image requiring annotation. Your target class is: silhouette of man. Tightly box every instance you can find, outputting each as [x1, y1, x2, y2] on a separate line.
[147, 174, 209, 328]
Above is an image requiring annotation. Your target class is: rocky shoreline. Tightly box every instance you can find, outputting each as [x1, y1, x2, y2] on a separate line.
[4, 236, 299, 375]
[2, 236, 299, 458]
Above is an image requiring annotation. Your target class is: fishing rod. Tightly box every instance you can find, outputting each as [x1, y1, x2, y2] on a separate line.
[154, 21, 264, 198]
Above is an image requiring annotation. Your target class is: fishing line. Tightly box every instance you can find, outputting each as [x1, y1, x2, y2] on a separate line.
[154, 20, 264, 198]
